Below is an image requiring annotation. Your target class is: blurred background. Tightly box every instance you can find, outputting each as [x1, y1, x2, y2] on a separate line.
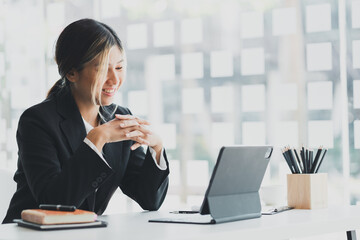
[0, 0, 359, 217]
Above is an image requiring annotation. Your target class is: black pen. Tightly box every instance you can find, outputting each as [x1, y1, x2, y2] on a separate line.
[39, 204, 76, 212]
[170, 211, 199, 214]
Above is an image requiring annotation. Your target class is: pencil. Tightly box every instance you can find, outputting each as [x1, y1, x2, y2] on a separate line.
[315, 149, 327, 173]
[282, 148, 295, 174]
[310, 146, 322, 173]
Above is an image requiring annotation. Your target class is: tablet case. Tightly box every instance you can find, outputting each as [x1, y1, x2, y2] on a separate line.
[150, 146, 273, 224]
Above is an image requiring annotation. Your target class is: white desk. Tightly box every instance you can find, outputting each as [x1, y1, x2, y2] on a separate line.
[1, 206, 359, 240]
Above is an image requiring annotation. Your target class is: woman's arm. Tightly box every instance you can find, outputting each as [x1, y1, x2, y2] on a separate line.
[18, 109, 114, 207]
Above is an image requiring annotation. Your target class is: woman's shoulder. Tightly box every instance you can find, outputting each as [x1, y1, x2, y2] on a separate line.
[20, 97, 57, 122]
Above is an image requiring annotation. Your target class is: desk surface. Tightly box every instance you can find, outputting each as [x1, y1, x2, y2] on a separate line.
[1, 205, 360, 240]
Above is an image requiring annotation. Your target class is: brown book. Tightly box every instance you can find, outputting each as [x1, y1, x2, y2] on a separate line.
[21, 209, 97, 225]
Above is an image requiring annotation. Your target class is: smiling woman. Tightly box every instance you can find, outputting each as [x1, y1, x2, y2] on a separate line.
[2, 18, 169, 224]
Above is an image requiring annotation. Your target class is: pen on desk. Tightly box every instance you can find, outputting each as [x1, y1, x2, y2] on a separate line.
[39, 204, 76, 211]
[170, 211, 199, 214]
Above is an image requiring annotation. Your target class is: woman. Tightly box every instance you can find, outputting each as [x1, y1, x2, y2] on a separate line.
[2, 19, 169, 223]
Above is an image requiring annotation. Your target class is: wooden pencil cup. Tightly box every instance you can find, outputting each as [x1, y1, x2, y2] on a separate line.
[287, 173, 328, 209]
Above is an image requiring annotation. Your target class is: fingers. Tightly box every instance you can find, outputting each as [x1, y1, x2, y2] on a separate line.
[130, 142, 142, 150]
[115, 114, 150, 125]
[119, 119, 139, 128]
[130, 137, 150, 151]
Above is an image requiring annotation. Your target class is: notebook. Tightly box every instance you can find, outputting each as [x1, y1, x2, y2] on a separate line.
[14, 219, 107, 230]
[149, 145, 273, 224]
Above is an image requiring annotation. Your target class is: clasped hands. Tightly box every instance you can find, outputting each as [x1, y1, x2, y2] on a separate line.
[113, 114, 162, 151]
[87, 114, 163, 155]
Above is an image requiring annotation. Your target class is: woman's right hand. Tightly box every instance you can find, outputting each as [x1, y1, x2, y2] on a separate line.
[86, 115, 151, 152]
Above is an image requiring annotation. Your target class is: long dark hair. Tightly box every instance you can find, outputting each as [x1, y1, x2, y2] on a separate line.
[47, 18, 123, 102]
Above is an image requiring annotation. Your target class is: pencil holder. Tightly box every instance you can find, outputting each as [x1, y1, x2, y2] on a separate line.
[287, 173, 327, 209]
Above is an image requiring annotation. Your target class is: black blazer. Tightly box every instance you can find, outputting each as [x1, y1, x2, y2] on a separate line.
[2, 86, 169, 223]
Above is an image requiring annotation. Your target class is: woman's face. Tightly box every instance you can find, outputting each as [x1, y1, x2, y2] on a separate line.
[70, 46, 125, 107]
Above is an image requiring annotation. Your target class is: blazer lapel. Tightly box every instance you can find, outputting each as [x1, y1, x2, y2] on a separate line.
[56, 87, 87, 154]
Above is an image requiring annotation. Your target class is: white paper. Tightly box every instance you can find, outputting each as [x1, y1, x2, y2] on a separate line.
[128, 90, 148, 116]
[272, 8, 297, 36]
[211, 86, 234, 113]
[210, 51, 233, 77]
[126, 23, 147, 49]
[242, 84, 265, 112]
[181, 18, 202, 44]
[306, 42, 332, 71]
[241, 48, 265, 75]
[182, 88, 204, 114]
[306, 4, 331, 33]
[241, 11, 264, 39]
[242, 121, 266, 145]
[308, 120, 334, 148]
[153, 20, 174, 47]
[307, 81, 333, 110]
[181, 52, 204, 79]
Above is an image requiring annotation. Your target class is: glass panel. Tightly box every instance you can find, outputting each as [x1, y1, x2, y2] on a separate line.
[272, 7, 297, 36]
[307, 81, 333, 110]
[242, 121, 266, 145]
[308, 120, 334, 148]
[186, 160, 209, 187]
[127, 23, 147, 49]
[211, 122, 235, 150]
[128, 90, 148, 116]
[241, 11, 264, 39]
[157, 124, 177, 149]
[181, 18, 202, 44]
[211, 86, 234, 113]
[353, 40, 360, 69]
[46, 2, 65, 28]
[181, 52, 204, 79]
[354, 120, 360, 149]
[306, 42, 332, 71]
[169, 160, 180, 186]
[274, 121, 299, 147]
[352, 0, 360, 28]
[101, 0, 121, 19]
[153, 20, 174, 47]
[306, 4, 331, 33]
[182, 88, 204, 114]
[0, 52, 4, 77]
[353, 80, 360, 109]
[149, 54, 175, 80]
[272, 83, 298, 111]
[242, 84, 265, 112]
[210, 51, 233, 77]
[241, 48, 265, 75]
